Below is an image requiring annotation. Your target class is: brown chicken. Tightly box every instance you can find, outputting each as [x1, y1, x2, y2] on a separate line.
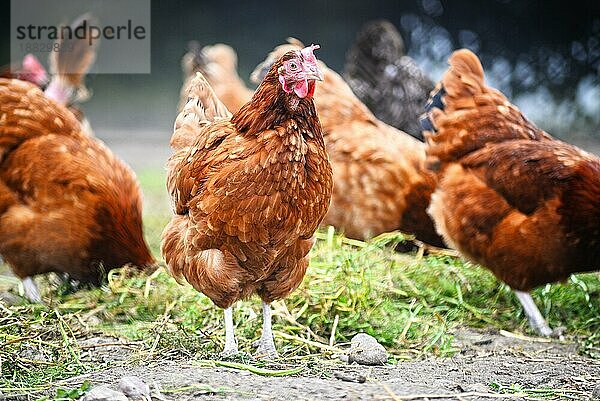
[251, 39, 443, 246]
[421, 49, 600, 336]
[2, 14, 98, 134]
[180, 41, 253, 113]
[161, 45, 332, 358]
[0, 78, 154, 301]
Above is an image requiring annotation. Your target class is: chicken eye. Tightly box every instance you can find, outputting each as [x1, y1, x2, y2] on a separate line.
[289, 61, 298, 71]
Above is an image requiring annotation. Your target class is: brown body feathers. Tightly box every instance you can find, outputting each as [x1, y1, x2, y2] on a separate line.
[252, 40, 443, 246]
[162, 52, 332, 309]
[423, 49, 600, 290]
[0, 78, 154, 284]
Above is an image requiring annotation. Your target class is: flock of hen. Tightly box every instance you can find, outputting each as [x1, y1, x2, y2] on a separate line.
[1, 19, 598, 358]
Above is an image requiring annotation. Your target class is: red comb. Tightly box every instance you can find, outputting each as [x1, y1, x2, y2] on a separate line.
[301, 44, 320, 62]
[21, 54, 48, 86]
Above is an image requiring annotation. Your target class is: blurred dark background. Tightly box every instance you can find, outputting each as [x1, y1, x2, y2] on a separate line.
[1, 0, 599, 167]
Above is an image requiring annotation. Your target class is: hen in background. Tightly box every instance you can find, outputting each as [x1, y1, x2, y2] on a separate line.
[0, 78, 154, 302]
[344, 20, 433, 140]
[0, 54, 48, 87]
[179, 41, 253, 113]
[252, 39, 443, 247]
[162, 45, 332, 358]
[421, 49, 600, 336]
[1, 14, 98, 134]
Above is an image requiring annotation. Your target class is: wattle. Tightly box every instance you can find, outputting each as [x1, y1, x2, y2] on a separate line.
[307, 81, 316, 98]
[293, 79, 309, 98]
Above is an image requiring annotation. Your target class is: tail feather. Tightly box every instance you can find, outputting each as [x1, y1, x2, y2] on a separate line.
[441, 49, 485, 99]
[181, 41, 207, 81]
[420, 49, 485, 133]
[179, 42, 252, 113]
[171, 72, 231, 149]
[46, 14, 98, 105]
[421, 49, 548, 163]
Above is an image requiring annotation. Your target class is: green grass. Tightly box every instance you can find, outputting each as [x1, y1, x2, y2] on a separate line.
[0, 168, 599, 396]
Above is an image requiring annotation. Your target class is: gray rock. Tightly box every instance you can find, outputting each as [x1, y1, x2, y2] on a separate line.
[83, 386, 128, 401]
[118, 376, 151, 400]
[0, 389, 5, 401]
[347, 333, 388, 366]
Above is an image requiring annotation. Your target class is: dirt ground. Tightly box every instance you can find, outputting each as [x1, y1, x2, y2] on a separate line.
[21, 328, 598, 401]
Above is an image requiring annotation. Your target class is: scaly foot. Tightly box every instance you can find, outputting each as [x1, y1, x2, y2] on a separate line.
[254, 301, 278, 360]
[221, 342, 239, 358]
[221, 306, 238, 358]
[254, 335, 279, 360]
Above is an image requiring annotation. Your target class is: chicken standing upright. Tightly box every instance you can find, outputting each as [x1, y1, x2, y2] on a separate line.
[252, 40, 443, 246]
[421, 49, 600, 336]
[344, 20, 434, 140]
[0, 78, 154, 301]
[161, 45, 332, 358]
[179, 41, 253, 113]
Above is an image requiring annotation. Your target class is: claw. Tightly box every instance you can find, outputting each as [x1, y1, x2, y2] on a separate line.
[255, 342, 279, 360]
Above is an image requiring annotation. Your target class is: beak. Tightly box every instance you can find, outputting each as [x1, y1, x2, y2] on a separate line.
[306, 70, 323, 81]
[306, 66, 324, 82]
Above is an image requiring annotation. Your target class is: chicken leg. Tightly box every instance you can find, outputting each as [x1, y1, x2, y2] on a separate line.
[255, 301, 278, 359]
[514, 290, 553, 337]
[222, 306, 238, 356]
[22, 276, 42, 303]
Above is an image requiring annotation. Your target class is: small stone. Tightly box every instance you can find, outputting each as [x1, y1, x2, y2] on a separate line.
[464, 383, 491, 393]
[0, 389, 5, 400]
[118, 376, 151, 400]
[83, 386, 128, 401]
[333, 371, 367, 383]
[347, 333, 388, 366]
[591, 382, 600, 400]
